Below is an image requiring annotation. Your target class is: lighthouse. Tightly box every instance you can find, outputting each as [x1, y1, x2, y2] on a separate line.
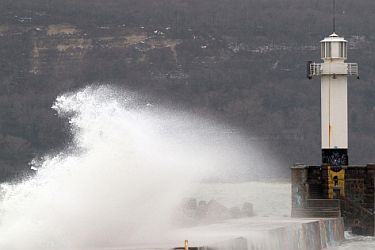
[291, 3, 375, 236]
[307, 33, 359, 167]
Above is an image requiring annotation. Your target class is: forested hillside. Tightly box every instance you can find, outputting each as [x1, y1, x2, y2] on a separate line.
[1, 0, 375, 181]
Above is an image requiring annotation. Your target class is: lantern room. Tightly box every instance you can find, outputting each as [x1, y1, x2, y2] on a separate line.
[320, 33, 347, 60]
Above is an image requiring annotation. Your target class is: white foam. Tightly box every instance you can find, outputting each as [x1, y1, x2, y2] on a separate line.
[0, 85, 279, 249]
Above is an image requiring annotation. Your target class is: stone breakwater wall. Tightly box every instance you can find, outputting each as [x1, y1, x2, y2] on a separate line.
[264, 218, 345, 250]
[193, 218, 344, 250]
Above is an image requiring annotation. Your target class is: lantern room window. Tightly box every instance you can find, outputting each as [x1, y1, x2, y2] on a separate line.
[342, 42, 348, 58]
[326, 42, 331, 58]
[343, 42, 347, 58]
[321, 42, 332, 58]
[339, 42, 347, 58]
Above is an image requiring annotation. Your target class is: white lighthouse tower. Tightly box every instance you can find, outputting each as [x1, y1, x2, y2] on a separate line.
[307, 30, 359, 166]
[291, 2, 375, 232]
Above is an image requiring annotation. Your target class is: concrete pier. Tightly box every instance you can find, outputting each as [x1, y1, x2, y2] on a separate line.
[119, 217, 344, 250]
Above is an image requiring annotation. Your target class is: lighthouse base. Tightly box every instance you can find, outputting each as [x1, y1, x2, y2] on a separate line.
[291, 164, 375, 236]
[322, 148, 348, 166]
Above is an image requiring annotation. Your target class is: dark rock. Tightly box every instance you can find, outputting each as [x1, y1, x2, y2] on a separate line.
[241, 202, 254, 217]
[196, 200, 208, 218]
[205, 200, 231, 220]
[183, 198, 197, 210]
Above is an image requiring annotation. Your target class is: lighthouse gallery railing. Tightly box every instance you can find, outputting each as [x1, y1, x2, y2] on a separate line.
[307, 62, 359, 78]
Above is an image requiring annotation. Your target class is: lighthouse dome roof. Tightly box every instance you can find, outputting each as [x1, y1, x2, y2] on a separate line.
[321, 33, 347, 43]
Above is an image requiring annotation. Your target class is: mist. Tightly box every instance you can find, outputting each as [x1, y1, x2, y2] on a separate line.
[0, 85, 280, 249]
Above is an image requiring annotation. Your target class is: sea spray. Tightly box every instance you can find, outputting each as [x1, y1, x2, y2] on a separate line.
[0, 85, 278, 249]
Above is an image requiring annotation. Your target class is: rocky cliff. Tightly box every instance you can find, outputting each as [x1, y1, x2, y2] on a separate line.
[1, 0, 375, 181]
